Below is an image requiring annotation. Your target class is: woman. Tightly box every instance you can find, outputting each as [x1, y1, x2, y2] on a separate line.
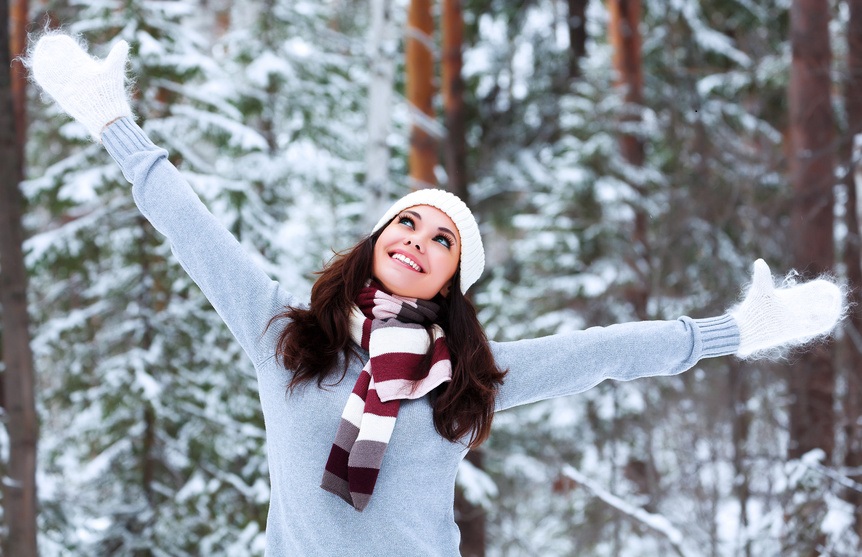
[29, 34, 843, 555]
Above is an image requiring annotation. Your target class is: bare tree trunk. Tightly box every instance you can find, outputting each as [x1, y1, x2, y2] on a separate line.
[442, 0, 468, 201]
[787, 0, 835, 554]
[567, 0, 588, 79]
[455, 450, 486, 557]
[366, 0, 396, 225]
[842, 0, 862, 544]
[787, 0, 836, 460]
[608, 0, 644, 167]
[407, 0, 437, 188]
[0, 0, 39, 554]
[729, 360, 752, 557]
[608, 0, 649, 319]
[10, 0, 27, 155]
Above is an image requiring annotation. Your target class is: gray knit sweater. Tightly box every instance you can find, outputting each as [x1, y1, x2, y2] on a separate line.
[101, 118, 740, 556]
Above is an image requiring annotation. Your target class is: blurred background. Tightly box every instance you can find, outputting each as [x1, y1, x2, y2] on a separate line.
[1, 0, 860, 555]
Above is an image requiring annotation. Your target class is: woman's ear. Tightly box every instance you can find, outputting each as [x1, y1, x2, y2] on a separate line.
[438, 281, 452, 298]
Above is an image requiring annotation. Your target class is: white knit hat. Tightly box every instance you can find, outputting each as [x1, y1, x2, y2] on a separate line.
[372, 189, 485, 294]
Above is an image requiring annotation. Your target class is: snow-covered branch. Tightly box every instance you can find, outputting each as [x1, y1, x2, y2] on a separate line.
[562, 465, 689, 557]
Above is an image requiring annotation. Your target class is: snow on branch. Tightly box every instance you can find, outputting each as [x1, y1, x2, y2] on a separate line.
[562, 465, 689, 557]
[798, 450, 862, 494]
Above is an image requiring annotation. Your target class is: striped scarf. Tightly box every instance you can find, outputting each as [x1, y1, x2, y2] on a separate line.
[320, 282, 452, 511]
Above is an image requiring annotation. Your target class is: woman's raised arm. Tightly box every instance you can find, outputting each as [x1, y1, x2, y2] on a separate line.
[30, 34, 294, 364]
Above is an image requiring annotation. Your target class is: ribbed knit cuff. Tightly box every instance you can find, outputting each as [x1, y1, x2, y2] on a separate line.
[101, 117, 157, 161]
[693, 314, 740, 359]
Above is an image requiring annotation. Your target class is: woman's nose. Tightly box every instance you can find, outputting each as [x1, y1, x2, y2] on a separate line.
[404, 238, 423, 252]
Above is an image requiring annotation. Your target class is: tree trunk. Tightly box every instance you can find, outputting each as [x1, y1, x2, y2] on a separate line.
[729, 360, 752, 557]
[787, 0, 835, 553]
[787, 0, 835, 460]
[0, 0, 39, 554]
[608, 0, 649, 319]
[442, 0, 468, 201]
[567, 0, 588, 79]
[608, 0, 644, 167]
[842, 0, 862, 544]
[407, 0, 437, 188]
[10, 0, 26, 154]
[366, 0, 396, 224]
[455, 450, 486, 557]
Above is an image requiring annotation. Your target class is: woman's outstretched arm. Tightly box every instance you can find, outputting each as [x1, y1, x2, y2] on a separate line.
[493, 259, 844, 411]
[29, 34, 293, 365]
[492, 315, 737, 411]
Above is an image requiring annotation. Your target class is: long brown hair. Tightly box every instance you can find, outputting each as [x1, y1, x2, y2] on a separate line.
[268, 224, 507, 448]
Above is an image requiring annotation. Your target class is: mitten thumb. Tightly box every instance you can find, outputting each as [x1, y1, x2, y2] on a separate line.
[749, 258, 774, 297]
[102, 40, 129, 75]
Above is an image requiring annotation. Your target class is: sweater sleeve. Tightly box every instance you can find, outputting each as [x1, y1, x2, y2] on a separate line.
[491, 314, 739, 411]
[101, 118, 293, 365]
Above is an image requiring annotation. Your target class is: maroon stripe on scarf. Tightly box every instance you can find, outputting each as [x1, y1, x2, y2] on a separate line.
[371, 352, 427, 381]
[346, 465, 381, 495]
[324, 444, 351, 474]
[362, 318, 372, 348]
[351, 367, 371, 396]
[431, 338, 449, 366]
[365, 388, 400, 418]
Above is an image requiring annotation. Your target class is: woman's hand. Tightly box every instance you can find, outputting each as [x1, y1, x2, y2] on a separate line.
[30, 33, 133, 141]
[730, 259, 844, 358]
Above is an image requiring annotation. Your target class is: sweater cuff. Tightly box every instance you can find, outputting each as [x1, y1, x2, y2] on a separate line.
[692, 314, 739, 359]
[101, 117, 158, 161]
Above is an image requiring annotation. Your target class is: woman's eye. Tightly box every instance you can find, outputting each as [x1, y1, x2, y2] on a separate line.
[434, 235, 452, 249]
[398, 216, 414, 228]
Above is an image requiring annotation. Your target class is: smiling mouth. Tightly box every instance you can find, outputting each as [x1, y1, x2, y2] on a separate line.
[390, 252, 424, 272]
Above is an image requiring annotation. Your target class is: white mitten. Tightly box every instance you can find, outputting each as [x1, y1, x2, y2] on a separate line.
[31, 34, 133, 141]
[730, 259, 843, 358]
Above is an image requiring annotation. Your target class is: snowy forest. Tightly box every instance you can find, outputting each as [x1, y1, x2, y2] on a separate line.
[1, 0, 862, 555]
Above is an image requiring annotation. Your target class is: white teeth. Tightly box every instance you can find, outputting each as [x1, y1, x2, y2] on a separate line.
[391, 253, 422, 272]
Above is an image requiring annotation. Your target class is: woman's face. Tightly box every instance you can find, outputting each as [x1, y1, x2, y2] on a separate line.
[372, 205, 461, 300]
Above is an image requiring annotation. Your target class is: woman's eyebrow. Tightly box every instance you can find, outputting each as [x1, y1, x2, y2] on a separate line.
[405, 210, 458, 243]
[439, 227, 458, 242]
